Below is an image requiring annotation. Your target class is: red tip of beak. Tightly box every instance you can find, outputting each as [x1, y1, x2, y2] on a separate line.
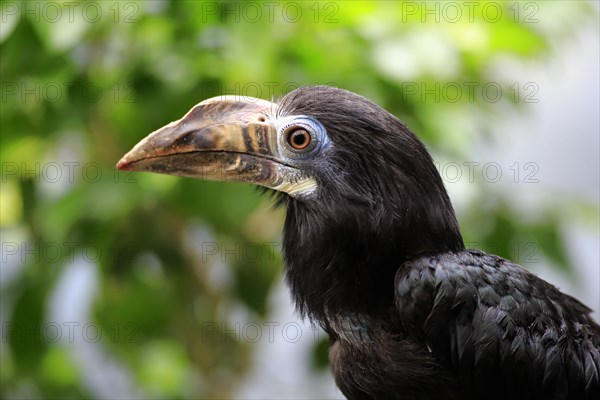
[116, 159, 131, 170]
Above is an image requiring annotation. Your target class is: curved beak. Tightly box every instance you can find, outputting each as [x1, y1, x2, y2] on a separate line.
[116, 96, 315, 197]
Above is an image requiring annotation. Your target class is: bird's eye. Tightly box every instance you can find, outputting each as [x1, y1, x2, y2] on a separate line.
[287, 128, 311, 150]
[281, 124, 318, 155]
[277, 116, 328, 160]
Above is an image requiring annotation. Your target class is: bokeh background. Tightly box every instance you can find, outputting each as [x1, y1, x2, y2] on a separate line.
[1, 1, 599, 399]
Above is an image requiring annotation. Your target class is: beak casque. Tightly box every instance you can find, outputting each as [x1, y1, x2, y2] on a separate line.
[116, 96, 316, 198]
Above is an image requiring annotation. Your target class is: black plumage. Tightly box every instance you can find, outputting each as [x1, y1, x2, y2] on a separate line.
[119, 86, 600, 400]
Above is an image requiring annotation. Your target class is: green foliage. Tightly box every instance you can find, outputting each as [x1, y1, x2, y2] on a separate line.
[1, 1, 597, 398]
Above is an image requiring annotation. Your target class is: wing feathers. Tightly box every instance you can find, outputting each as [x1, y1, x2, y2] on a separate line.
[395, 249, 600, 399]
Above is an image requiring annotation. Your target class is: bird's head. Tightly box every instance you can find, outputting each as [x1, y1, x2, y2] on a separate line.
[118, 86, 463, 318]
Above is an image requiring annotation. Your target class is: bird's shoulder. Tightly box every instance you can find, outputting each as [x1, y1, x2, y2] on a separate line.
[394, 249, 600, 399]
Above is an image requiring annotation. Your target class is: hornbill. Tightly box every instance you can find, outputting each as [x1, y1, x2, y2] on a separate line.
[118, 86, 600, 400]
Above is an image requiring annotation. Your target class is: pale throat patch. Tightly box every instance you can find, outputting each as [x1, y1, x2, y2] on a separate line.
[273, 176, 318, 198]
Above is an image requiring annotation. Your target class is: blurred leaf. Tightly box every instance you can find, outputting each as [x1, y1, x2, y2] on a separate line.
[529, 223, 571, 274]
[311, 336, 330, 370]
[40, 346, 80, 387]
[136, 339, 191, 397]
[8, 279, 49, 373]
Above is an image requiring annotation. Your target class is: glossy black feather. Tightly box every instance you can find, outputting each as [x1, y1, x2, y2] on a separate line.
[268, 86, 600, 399]
[278, 86, 463, 323]
[396, 250, 600, 399]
